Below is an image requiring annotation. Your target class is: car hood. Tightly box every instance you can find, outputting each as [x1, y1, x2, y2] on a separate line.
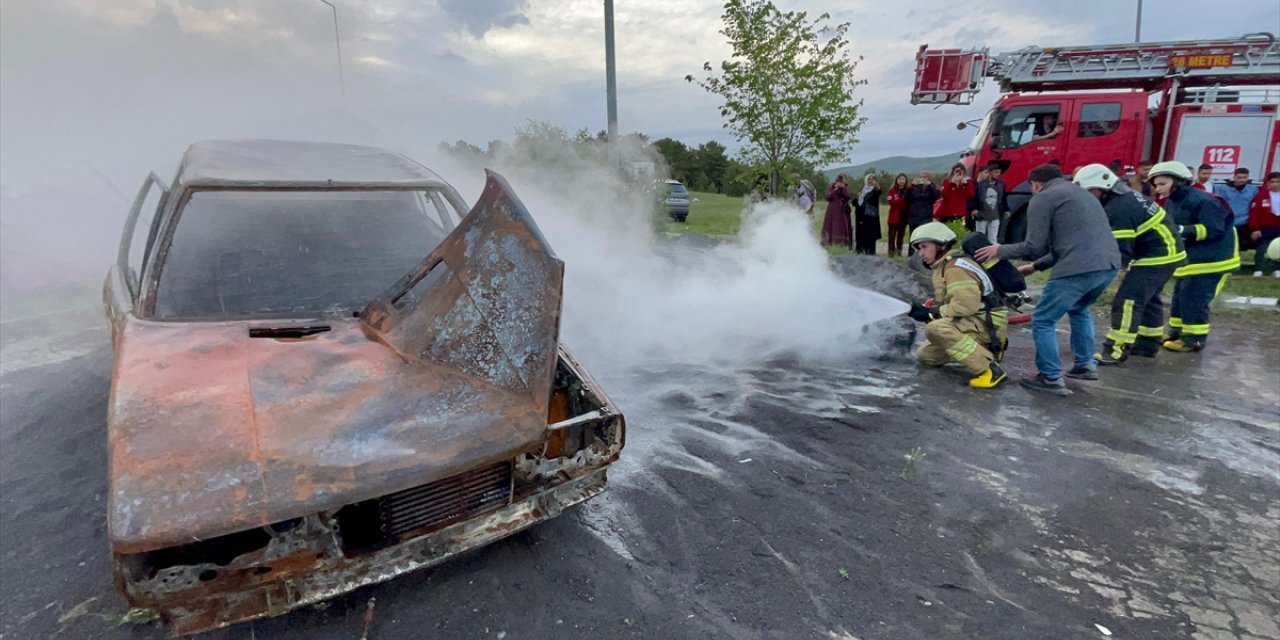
[109, 171, 564, 553]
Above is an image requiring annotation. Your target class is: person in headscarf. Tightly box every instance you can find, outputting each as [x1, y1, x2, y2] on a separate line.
[822, 173, 853, 248]
[854, 174, 882, 254]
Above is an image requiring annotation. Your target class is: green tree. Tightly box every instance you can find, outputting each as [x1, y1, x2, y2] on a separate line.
[652, 137, 693, 184]
[693, 141, 729, 192]
[687, 0, 866, 195]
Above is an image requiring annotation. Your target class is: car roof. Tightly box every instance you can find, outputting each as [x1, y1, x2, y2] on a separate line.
[175, 139, 449, 189]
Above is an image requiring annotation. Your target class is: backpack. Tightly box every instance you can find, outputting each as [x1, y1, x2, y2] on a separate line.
[960, 232, 1026, 303]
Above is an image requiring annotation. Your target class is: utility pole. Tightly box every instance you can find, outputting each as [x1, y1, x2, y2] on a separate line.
[318, 0, 346, 100]
[1135, 0, 1143, 42]
[604, 0, 619, 167]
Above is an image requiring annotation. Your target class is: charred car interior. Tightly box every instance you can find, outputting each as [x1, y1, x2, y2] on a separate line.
[102, 140, 625, 635]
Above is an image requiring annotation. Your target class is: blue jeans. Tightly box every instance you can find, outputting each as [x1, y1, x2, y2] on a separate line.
[1032, 269, 1118, 380]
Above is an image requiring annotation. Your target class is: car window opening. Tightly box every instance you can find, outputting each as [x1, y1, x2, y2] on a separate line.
[153, 190, 451, 319]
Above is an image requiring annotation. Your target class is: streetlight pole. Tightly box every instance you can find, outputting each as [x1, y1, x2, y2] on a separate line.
[1134, 0, 1143, 42]
[604, 0, 618, 167]
[318, 0, 346, 99]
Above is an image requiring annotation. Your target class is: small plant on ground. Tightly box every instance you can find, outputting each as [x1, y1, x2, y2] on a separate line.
[901, 446, 926, 479]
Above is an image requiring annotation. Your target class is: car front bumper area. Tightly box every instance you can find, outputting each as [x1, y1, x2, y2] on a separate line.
[136, 469, 608, 636]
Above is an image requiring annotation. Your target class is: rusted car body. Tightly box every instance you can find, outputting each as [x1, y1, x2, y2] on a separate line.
[102, 140, 625, 635]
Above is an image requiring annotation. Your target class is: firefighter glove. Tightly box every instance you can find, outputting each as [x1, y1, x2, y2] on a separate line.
[908, 302, 939, 323]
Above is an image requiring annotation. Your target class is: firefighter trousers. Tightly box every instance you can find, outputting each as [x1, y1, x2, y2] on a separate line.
[916, 317, 999, 375]
[1167, 272, 1229, 347]
[1102, 264, 1177, 357]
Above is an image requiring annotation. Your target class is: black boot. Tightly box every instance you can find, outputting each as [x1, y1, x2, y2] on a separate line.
[1131, 337, 1160, 358]
[1095, 342, 1129, 366]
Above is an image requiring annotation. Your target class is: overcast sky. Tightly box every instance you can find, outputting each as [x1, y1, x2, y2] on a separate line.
[2, 0, 1277, 188]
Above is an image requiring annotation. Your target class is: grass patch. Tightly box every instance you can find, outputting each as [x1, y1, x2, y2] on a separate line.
[1220, 272, 1280, 299]
[659, 191, 749, 237]
[662, 192, 898, 240]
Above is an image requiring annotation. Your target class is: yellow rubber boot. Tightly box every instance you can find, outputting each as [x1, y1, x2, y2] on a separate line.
[969, 361, 1007, 389]
[1162, 339, 1203, 353]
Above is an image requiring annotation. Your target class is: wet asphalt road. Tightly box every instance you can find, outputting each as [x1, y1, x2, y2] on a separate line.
[1, 307, 1278, 640]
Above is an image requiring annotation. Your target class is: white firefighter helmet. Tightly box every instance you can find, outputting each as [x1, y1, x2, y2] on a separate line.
[1148, 161, 1193, 182]
[909, 221, 957, 248]
[1073, 163, 1119, 191]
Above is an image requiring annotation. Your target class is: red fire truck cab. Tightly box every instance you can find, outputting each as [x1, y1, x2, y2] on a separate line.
[914, 33, 1280, 242]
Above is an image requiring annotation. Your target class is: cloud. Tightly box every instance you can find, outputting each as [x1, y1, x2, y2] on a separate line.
[439, 0, 529, 36]
[357, 54, 397, 69]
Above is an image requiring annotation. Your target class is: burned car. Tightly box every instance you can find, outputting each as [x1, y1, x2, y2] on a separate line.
[102, 140, 625, 635]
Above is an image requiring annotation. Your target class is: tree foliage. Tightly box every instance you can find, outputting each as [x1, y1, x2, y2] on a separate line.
[687, 0, 866, 194]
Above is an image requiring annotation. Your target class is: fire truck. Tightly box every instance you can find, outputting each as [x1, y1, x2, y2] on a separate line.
[912, 32, 1280, 242]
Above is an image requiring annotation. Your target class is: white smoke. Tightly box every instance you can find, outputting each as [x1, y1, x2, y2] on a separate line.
[435, 145, 909, 374]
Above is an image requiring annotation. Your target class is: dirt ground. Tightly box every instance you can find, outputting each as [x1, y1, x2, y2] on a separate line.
[1, 302, 1278, 640]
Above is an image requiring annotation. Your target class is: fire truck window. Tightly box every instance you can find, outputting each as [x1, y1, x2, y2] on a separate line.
[994, 105, 1059, 149]
[1079, 102, 1122, 138]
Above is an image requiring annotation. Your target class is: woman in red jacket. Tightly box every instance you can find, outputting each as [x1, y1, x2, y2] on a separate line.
[937, 163, 975, 222]
[1248, 171, 1280, 276]
[885, 173, 910, 255]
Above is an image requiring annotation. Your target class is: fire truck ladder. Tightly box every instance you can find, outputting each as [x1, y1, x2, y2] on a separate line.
[913, 32, 1280, 105]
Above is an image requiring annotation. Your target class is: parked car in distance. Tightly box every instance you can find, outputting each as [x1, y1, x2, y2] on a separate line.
[102, 139, 626, 636]
[661, 179, 691, 222]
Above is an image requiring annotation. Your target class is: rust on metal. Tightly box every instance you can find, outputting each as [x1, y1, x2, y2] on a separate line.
[103, 143, 626, 636]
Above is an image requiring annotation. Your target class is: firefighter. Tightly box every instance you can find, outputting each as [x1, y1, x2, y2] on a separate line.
[906, 222, 1007, 389]
[1148, 161, 1240, 352]
[1072, 164, 1186, 364]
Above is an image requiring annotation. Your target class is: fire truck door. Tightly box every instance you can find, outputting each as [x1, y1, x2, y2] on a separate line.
[990, 102, 1064, 176]
[1064, 101, 1134, 173]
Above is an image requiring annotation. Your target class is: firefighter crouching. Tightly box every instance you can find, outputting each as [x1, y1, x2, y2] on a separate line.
[1072, 164, 1186, 364]
[1148, 162, 1240, 353]
[907, 222, 1008, 389]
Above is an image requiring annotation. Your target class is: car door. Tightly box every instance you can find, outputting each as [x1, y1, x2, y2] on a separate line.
[105, 172, 167, 345]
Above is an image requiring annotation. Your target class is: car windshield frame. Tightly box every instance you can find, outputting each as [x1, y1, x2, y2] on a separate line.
[140, 186, 467, 321]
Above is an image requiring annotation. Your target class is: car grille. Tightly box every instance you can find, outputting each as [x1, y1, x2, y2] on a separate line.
[336, 461, 513, 555]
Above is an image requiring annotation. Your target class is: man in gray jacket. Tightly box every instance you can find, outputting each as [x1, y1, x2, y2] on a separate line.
[975, 164, 1121, 395]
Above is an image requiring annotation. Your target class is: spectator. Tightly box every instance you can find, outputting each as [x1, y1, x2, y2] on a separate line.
[1032, 113, 1064, 141]
[966, 166, 989, 231]
[792, 172, 816, 216]
[1192, 164, 1214, 191]
[822, 174, 853, 248]
[937, 163, 974, 223]
[903, 171, 940, 254]
[1108, 159, 1126, 175]
[1247, 171, 1280, 277]
[1215, 167, 1260, 250]
[747, 173, 771, 204]
[971, 162, 1008, 241]
[1129, 160, 1153, 197]
[854, 174, 882, 255]
[975, 164, 1121, 396]
[885, 173, 910, 256]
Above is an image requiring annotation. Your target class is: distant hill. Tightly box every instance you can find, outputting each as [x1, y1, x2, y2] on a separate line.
[824, 152, 962, 180]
